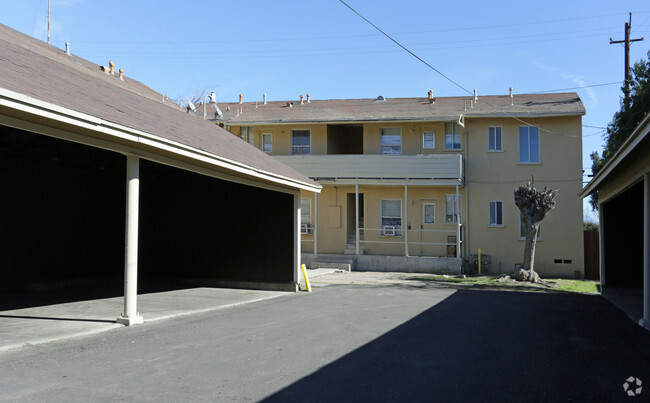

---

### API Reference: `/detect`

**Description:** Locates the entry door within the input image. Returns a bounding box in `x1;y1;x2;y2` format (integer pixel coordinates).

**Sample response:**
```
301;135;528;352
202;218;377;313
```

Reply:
420;200;437;256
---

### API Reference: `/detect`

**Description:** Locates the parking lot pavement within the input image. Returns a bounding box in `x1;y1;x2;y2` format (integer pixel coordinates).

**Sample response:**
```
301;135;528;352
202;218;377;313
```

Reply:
0;287;290;352
1;273;649;401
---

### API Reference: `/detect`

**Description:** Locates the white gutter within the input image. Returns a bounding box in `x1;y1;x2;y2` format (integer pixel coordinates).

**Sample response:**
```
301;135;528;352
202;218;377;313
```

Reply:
0;88;321;193
579;112;650;198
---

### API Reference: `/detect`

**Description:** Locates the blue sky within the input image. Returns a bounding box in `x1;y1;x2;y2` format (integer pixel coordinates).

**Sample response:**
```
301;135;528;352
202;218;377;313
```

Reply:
2;0;650;221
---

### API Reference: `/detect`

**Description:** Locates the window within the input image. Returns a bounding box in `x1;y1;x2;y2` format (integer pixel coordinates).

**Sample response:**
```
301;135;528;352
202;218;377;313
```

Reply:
380;128;401;155
445;122;461;150
292;130;311;155
445;195;461;223
423;203;435;224
488;127;502;151
519;126;539;163
240;126;254;145
489;201;503;226
380;199;402;236
301;198;311;234
262;133;272;153
422;131;435;149
519;213;541;239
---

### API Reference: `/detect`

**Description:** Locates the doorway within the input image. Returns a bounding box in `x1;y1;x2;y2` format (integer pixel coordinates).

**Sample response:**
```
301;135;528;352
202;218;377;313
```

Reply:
420;199;438;256
346;193;364;243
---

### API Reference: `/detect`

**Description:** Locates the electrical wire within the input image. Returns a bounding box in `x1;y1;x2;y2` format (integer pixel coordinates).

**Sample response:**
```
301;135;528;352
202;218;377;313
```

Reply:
338;0;610;140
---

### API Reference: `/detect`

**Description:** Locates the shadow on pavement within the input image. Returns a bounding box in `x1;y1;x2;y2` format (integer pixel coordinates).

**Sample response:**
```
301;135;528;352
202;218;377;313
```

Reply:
265;289;650;402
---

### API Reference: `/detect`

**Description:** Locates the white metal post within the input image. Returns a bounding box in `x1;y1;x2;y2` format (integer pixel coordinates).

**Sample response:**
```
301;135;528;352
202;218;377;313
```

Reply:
599;203;606;287
642;173;650;329
295;191;301;287
314;192;318;256
117;155;143;326
404;183;409;257
355;183;360;256
456;184;461;259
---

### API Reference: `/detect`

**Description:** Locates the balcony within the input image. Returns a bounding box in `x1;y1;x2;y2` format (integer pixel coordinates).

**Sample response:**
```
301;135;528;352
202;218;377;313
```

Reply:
274;154;464;186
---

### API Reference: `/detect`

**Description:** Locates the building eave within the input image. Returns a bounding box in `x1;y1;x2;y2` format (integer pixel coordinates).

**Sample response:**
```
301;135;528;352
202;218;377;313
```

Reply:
579;112;650;199
0;87;322;194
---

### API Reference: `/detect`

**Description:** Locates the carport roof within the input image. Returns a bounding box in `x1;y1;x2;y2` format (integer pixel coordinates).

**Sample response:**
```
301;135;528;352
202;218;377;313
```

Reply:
0;23;320;193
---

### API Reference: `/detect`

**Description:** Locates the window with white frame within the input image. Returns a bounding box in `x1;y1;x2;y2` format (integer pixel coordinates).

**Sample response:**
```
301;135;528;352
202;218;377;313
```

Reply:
380;128;401;155
423;203;435;224
519;212;541;239
445;122;461;150
300;198;311;234
240;126;255;145
445;194;461;223
422;131;435;149
489;201;503;226
380;199;402;236
519;126;540;163
262;132;272;153
292;130;311;155
488;127;502;151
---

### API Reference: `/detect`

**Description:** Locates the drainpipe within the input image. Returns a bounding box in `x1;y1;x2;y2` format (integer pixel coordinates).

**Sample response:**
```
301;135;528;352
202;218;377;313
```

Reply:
456;183;461;260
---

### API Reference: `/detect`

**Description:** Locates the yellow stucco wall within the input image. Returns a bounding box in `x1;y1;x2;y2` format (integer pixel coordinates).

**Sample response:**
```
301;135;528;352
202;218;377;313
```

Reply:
229;115;584;278
464;116;584;277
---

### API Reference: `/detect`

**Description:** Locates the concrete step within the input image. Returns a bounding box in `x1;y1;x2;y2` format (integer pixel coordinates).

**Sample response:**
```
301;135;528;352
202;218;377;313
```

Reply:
344;244;365;255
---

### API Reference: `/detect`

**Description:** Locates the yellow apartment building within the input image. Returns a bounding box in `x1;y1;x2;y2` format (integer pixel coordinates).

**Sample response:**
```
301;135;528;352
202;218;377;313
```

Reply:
214;92;585;277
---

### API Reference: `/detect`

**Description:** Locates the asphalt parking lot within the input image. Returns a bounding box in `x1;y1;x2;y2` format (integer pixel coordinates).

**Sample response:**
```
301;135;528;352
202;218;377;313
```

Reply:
0;271;649;401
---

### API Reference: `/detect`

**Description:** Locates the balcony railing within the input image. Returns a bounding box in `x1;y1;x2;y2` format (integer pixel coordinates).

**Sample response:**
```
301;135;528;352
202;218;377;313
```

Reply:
274;154;464;185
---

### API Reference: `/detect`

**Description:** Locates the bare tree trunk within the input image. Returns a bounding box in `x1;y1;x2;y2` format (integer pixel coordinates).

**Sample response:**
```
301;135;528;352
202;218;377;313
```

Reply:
513;182;557;283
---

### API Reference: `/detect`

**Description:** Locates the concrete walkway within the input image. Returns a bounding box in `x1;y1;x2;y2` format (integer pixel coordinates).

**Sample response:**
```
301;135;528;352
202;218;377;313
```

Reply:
0;287;290;352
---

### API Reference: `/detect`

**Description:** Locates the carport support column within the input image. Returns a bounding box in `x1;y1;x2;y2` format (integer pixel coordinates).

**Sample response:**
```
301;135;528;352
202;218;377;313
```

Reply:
117;155;144;326
642;173;650;330
314;192;318;256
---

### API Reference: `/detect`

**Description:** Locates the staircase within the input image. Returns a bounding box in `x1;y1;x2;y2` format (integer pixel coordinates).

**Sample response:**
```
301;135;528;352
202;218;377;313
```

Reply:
344;217;365;255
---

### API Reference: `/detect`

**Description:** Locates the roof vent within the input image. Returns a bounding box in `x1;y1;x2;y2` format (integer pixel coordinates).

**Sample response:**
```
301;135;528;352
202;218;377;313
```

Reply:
307;93;311;103
65;42;71;56
428;89;435;104
376;95;385;102
263;93;267;105
509;87;514;106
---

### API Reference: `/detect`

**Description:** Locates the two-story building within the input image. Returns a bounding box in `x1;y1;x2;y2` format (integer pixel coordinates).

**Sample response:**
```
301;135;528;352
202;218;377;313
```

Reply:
214;91;585;277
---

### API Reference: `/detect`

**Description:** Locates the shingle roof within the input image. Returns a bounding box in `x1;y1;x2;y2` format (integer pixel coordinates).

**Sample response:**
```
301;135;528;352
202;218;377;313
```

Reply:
0;23;318;190
218;93;585;125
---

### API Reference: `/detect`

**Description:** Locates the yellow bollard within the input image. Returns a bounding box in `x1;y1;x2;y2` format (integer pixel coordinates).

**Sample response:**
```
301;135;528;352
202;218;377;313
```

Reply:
478;248;482;274
301;264;312;292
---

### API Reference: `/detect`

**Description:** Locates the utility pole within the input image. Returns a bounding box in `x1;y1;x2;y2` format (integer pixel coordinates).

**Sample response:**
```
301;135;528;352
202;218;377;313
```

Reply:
610;12;644;103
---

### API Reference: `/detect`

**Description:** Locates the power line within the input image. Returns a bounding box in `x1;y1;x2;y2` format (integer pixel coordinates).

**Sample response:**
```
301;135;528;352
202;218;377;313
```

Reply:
523;82;622;94
338;0;589;139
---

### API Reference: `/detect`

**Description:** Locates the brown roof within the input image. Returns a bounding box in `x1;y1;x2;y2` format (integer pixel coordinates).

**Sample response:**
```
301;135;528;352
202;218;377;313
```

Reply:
0;23;318;190
218;93;585;125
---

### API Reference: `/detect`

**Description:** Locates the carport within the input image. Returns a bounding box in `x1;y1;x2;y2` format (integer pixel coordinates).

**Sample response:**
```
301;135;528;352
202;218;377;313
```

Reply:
0;24;320;325
579;112;650;329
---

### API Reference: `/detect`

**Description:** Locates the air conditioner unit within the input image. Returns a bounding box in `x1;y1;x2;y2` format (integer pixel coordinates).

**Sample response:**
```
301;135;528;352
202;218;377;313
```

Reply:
383;225;395;236
300;224;311;234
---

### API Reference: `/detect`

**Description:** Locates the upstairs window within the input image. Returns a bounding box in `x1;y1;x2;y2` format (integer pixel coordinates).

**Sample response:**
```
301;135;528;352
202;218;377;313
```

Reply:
422;131;435;149
292;130;311;155
519;126;539;163
488;127;502;151
445;122;461;150
380;128;401;155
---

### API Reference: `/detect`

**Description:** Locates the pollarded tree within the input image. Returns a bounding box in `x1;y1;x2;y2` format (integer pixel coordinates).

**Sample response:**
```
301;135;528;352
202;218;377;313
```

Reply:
512;182;558;283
